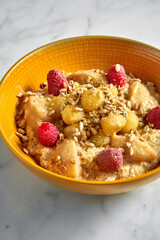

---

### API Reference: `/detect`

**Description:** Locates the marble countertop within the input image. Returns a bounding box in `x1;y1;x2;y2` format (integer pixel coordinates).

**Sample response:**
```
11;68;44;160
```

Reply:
1;0;160;239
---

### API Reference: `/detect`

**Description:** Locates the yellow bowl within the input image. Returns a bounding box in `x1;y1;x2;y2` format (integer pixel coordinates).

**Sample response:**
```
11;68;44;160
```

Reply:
0;36;160;195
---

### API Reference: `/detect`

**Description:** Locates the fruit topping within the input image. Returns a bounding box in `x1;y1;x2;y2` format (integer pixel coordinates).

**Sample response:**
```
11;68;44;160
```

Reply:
38;122;59;147
47;69;69;96
107;64;126;87
97;148;123;172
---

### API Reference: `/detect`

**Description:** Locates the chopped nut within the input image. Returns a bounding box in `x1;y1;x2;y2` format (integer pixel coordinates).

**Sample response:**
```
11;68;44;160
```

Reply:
126;142;131;148
67;98;74;105
16;132;28;142
59;133;64;141
98;91;103;99
18;128;25;134
128;134;136;142
89;89;95;95
129;73;135;78
86;130;91;137
139;136;145;142
18;110;23;115
60;103;65;111
40;82;47;89
60;88;67;92
109;83;113;89
90;127;98;135
55;155;61;162
48;110;55;116
70;158;75;164
99;109;108;115
85;84;94;89
136;78;141;83
93;118;100;123
139;121;145;127
126;101;131;108
69;86;72;91
69;80;74;86
134;103;139;110
85;141;95;147
143;125;150;133
26;91;36;96
75;107;83;111
59;120;64;127
73;131;81;137
118;85;121;91
22;136;29;142
18;119;26;128
79;141;85;147
73;136;78;143
16;92;24;98
81;132;87;141
79;121;84;131
77;89;85;95
119;147;125;153
73;82;79;89
74;97;81;105
130;147;134;156
148;123;154;128
60;92;66;97
24;97;29;103
77;151;82;156
23;148;29;154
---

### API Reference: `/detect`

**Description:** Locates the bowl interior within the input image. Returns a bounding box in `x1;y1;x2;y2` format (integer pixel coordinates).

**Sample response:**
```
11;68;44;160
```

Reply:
1;36;160;175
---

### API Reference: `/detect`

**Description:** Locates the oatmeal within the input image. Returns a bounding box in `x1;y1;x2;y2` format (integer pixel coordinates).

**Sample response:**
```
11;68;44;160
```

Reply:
15;64;160;181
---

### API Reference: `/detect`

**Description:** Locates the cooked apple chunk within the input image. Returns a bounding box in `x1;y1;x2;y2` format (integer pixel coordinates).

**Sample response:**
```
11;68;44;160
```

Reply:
64;123;80;138
62;105;85;124
124;139;157;163
128;80;158;110
55;139;81;178
111;133;127;148
24;95;50;131
81;88;105;112
101;114;127;135
67;70;107;86
48;96;66;119
121;111;139;133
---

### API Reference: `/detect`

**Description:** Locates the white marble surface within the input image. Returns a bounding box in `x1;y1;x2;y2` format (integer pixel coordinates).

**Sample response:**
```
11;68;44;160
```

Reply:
1;0;160;239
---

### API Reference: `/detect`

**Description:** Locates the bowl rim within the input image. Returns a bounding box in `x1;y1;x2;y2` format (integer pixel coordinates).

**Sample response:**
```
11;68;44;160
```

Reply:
0;35;160;185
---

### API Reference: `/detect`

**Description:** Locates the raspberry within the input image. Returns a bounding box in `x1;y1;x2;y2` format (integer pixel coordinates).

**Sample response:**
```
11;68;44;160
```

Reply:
38;122;59;147
107;64;126;87
97;148;123;172
47;69;69;96
146;105;160;129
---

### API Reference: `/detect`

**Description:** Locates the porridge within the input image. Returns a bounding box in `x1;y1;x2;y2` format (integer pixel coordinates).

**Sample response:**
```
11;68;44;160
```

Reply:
15;64;160;181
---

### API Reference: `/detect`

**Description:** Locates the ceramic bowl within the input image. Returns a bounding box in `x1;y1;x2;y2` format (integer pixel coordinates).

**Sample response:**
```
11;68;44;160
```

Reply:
0;36;160;195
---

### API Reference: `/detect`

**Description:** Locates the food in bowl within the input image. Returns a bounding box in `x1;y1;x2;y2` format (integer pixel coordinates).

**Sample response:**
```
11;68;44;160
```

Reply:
15;64;160;181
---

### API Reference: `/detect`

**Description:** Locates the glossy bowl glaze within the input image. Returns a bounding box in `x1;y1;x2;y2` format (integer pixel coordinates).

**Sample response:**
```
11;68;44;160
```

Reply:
0;36;160;194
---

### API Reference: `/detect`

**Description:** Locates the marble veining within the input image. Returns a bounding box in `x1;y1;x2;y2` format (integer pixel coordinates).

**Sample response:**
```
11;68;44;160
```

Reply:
1;0;160;239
